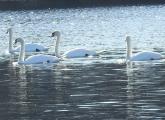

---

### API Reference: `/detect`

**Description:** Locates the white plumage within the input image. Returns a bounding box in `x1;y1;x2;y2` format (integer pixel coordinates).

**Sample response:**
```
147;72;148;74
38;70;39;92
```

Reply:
7;28;48;53
63;48;96;58
130;51;162;61
19;54;59;64
126;36;162;61
14;43;48;52
15;38;59;65
51;31;96;58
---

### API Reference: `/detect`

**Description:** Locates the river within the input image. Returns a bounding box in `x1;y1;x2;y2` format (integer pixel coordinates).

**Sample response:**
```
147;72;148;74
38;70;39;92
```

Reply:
0;5;165;120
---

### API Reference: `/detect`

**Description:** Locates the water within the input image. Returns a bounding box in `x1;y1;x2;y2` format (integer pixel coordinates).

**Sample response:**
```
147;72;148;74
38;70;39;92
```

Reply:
0;5;165;120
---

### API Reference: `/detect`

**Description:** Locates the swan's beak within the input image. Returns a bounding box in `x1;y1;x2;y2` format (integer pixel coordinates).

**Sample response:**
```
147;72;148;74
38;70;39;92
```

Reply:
14;40;18;45
6;30;9;34
126;36;130;42
47;34;53;37
50;34;55;37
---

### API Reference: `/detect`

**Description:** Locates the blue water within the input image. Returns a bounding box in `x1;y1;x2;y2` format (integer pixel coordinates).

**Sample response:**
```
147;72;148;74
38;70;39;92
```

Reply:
0;5;165;120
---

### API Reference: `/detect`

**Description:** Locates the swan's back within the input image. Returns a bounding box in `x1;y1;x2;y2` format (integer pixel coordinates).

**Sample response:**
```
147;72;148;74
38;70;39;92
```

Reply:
63;48;96;58
130;51;162;61
21;54;59;64
14;43;48;52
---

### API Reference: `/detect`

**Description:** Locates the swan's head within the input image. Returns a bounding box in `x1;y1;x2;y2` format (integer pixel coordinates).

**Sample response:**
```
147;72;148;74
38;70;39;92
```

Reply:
7;28;12;34
126;36;131;43
51;31;61;37
14;38;24;44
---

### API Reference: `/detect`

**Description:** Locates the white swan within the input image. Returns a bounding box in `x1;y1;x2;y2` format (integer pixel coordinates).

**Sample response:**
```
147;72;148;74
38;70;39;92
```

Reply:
14;38;59;64
51;31;97;58
126;36;162;61
7;28;48;54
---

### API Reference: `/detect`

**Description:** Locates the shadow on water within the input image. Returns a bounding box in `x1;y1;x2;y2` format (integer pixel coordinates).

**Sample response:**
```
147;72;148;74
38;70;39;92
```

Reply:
126;61;165;120
0;57;128;120
0;54;165;119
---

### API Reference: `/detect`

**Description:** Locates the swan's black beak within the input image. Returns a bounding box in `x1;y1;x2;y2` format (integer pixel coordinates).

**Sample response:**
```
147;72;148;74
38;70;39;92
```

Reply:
51;32;56;37
6;30;9;34
13;42;16;47
47;33;54;37
50;34;54;37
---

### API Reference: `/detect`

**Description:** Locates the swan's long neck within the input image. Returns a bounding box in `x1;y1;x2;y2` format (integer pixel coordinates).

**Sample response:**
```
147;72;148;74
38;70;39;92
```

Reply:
55;34;60;58
9;29;13;53
126;36;132;61
18;40;25;63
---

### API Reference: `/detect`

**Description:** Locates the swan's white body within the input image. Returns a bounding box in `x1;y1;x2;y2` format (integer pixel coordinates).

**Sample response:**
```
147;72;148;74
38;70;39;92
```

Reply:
15;38;59;64
130;51;162;61
52;31;97;58
7;28;48;53
19;54;59;64
63;48;96;58
14;43;48;52
126;36;162;61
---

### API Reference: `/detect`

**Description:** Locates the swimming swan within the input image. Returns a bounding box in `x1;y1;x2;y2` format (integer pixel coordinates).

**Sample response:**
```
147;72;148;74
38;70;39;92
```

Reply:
51;31;96;58
14;38;59;64
7;28;48;54
126;36;162;61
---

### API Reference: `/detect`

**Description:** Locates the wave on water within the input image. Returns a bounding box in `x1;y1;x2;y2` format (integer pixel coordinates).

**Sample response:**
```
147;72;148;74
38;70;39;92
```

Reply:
0;50;11;62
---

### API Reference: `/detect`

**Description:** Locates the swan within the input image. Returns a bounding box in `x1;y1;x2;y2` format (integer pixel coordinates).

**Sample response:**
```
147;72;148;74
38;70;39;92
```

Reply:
7;28;48;54
14;38;59;64
51;31;97;58
126;36;162;61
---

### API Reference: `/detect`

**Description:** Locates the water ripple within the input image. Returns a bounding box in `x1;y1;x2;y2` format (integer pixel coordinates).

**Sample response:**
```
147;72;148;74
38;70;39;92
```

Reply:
0;5;165;120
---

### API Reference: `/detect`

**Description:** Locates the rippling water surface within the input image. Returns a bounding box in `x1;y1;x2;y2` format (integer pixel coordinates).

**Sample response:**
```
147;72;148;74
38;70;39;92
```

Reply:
0;5;165;120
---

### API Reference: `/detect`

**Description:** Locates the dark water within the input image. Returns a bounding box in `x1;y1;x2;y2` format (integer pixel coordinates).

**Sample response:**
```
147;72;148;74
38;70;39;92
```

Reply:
1;5;165;120
1;56;165;120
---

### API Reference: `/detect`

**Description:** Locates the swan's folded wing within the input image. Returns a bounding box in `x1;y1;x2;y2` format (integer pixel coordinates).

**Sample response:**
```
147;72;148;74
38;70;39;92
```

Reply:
23;54;59;64
63;48;96;58
14;43;48;52
130;51;162;61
